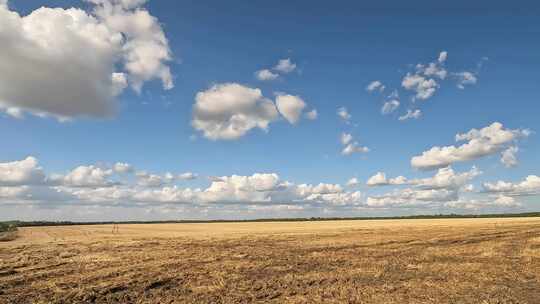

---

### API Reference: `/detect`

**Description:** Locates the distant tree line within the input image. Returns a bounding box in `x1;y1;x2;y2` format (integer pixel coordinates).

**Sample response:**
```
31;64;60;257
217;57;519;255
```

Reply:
0;221;18;232
2;212;540;228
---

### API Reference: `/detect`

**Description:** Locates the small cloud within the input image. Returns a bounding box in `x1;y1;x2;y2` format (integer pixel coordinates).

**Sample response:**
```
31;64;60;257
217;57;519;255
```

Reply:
255;69;279;81
273;58;296;74
305;109;318;120
398;109;422;121
337;107;351;122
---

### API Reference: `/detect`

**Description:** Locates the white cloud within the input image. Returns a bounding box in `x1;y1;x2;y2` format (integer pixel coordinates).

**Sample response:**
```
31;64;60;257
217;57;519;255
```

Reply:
366;188;458;208
421;62;448;80
366;81;385;93
0;156;369;208
178;172;198;180
273;58;296;74
305;109;318;120
136;171;169;187
342;143;369;156
411;122;530;170
340;133;369;156
113;162;133;173
454;71;477;89
381;100;400;115
337;107;351;122
0;156;48;186
366;172;407;187
255;69;278;81
501;146;519;168
398;109;422;121
62;165;117;188
402;73;439;100
483;175;540;196
410;166;481;190
341;133;353;145
346;177;360;187
192;83;279;140
275;94;307;124
0;0;172;119
438;51;448;63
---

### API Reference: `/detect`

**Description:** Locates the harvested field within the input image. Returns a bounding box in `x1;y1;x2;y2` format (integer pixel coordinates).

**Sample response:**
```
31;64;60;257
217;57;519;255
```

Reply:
1;218;540;303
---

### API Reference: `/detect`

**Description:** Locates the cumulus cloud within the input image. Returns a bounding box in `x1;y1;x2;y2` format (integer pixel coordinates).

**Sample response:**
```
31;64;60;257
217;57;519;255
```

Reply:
342;143;369;155
340;133;369;156
255;69;278;81
62;165;117;188
273;58;296;74
0;156;48;186
483;175;540;196
366;188;458;208
113;162;133;173
411;122;530;170
341;133;353;145
192;83;279;140
346;177;360;187
398;109;422;121
381;100;400;115
305;109;318;120
366;81;385;93
501;146;519;168
401;74;439;101
454;71;478;89
178;172;198;180
410;166;481;190
0;157;367;208
337;107;351;122
366;172;408;187
275;94;307;124
0;0;172;119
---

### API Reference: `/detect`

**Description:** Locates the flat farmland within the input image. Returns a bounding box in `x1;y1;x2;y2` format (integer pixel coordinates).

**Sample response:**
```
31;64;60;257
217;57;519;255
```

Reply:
1;218;540;303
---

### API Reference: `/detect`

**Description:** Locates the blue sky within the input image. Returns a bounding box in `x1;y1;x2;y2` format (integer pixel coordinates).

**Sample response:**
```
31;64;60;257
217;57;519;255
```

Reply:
0;0;539;221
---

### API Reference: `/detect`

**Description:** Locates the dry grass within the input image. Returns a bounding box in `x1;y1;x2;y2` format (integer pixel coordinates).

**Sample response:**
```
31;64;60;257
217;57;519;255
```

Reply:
0;231;17;242
1;218;540;303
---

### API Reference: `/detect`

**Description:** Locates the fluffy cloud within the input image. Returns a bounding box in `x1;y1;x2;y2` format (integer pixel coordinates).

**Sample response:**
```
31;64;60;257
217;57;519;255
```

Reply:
401;74;439;101
340;133;369;156
305;109;318;120
454;71;478;89
337;107;351;122
366;188;458;208
346;177;360;187
411;122;530;170
0;0;172;119
483;175;540;196
0;156;48;186
113;162;133;173
342;144;369;155
366;81;385;93
192;83;279;140
381;100;400;115
398;109;422;121
273;58;296;74
501;146;519;168
178;172;198;180
341;133;353;145
275;94;307;124
366;172;407;187
62;165;117;188
410;166;481;190
0;157;368;208
255;69;278;81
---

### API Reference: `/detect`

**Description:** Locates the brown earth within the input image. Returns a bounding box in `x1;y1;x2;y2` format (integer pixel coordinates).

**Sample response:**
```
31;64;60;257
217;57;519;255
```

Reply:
1;218;540;303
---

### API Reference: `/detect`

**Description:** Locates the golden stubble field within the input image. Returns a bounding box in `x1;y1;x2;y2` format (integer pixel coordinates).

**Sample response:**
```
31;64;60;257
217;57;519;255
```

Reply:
1;218;540;303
